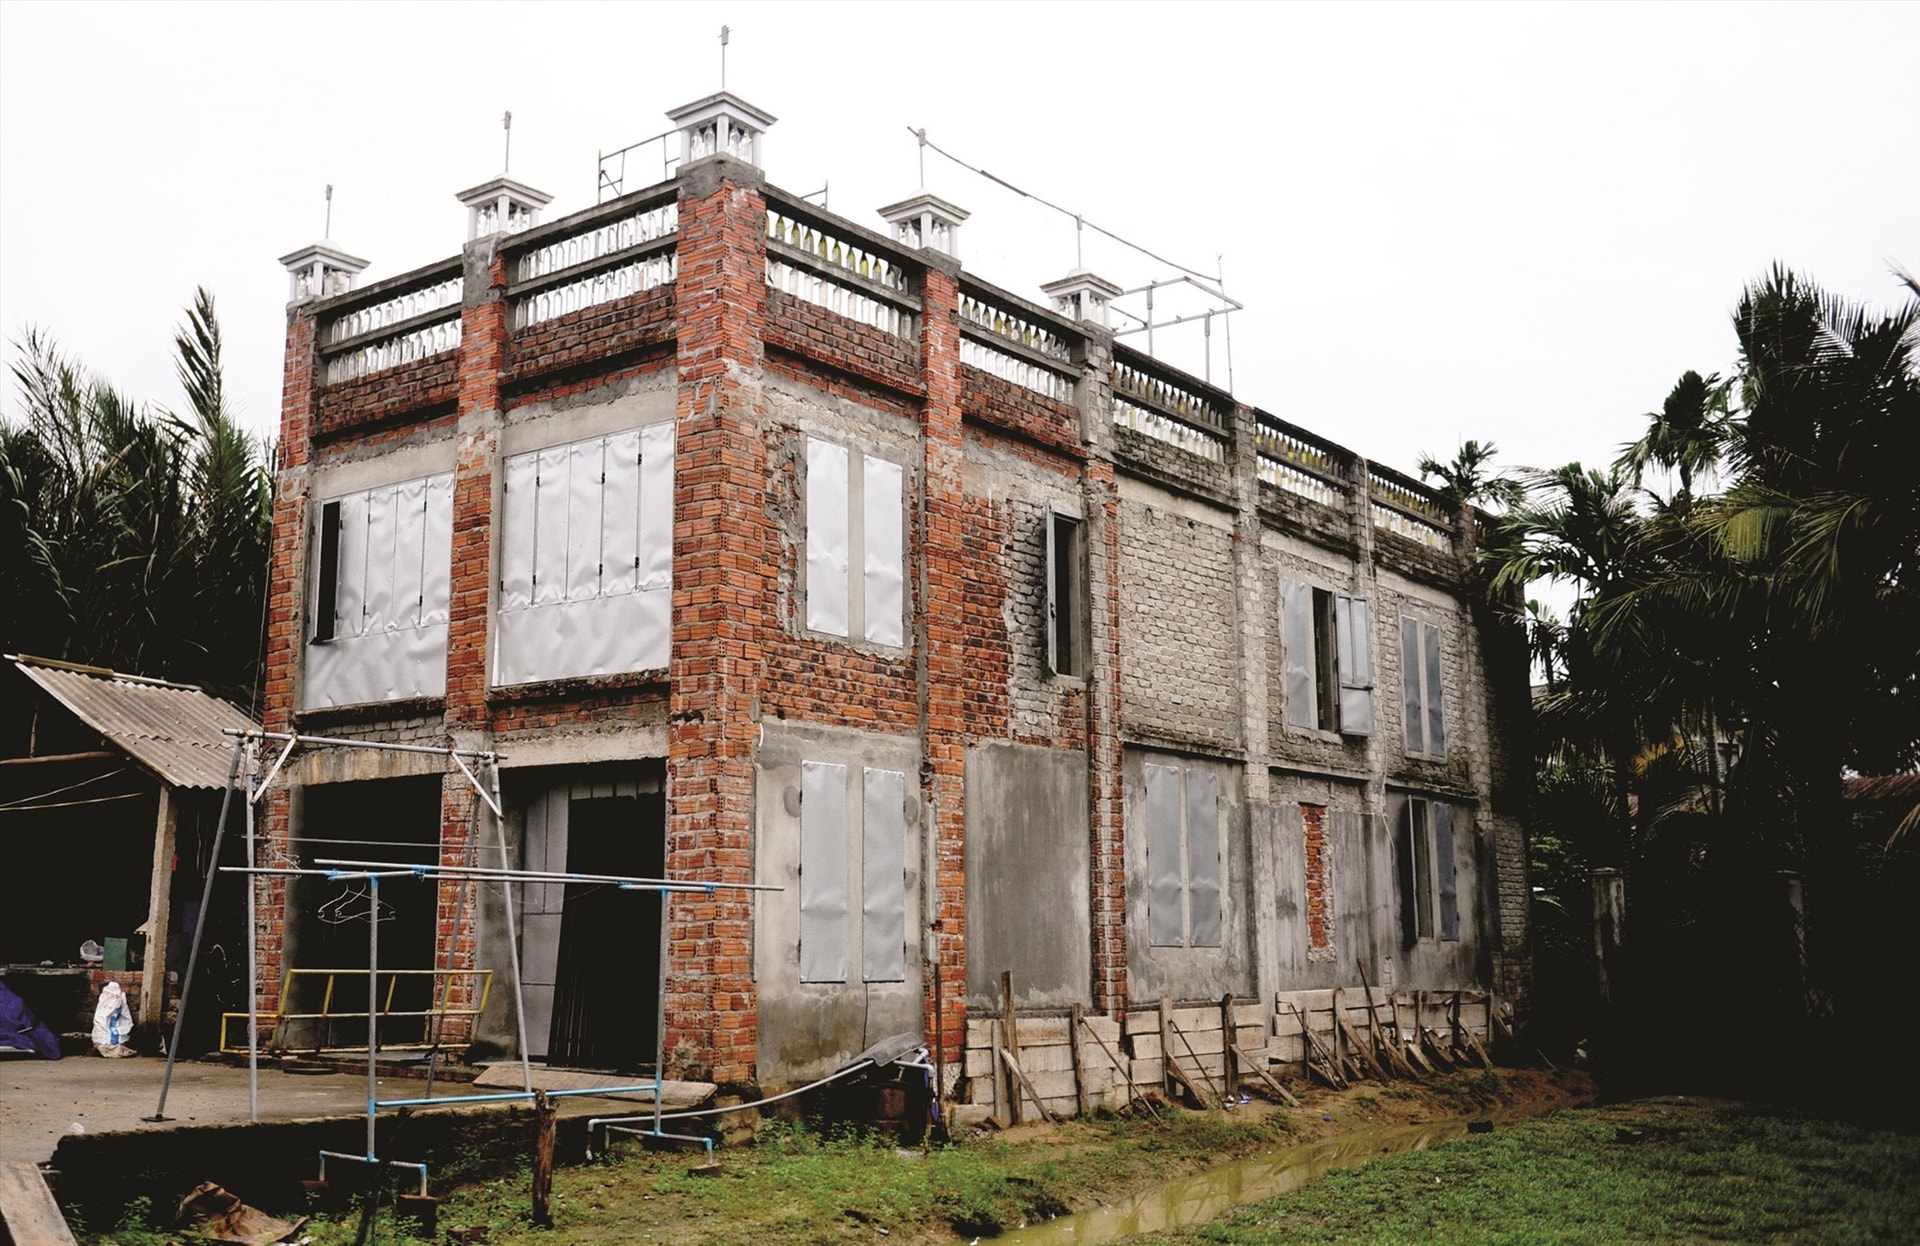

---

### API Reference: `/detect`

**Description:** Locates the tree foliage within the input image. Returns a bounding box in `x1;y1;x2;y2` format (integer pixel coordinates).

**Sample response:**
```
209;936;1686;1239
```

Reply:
1485;266;1920;867
0;288;272;705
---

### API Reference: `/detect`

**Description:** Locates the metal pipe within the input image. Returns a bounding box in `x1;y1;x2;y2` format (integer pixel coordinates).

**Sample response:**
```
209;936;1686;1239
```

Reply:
654;858;670;1135
318;1151;428;1198
243;741;259;1123
253;734;300;803
367;873;380;1159
597;1125;714;1163
219;727;498;761
149;738;243;1121
315;857;780;892
377;1083;661;1109
588;1057;879;1134
485;758;534;1095
445;747;501;820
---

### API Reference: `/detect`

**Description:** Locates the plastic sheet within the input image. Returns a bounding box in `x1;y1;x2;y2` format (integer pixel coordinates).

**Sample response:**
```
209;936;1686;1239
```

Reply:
861;767;906;981
799;761;849;982
302;472;453;709
805;439;850;637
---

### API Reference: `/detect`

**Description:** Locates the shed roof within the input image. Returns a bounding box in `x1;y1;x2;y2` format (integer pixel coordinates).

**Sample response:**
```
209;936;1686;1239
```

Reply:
9;656;258;791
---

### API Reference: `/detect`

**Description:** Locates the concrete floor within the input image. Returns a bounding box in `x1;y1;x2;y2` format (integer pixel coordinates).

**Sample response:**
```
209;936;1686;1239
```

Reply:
0;1052;633;1168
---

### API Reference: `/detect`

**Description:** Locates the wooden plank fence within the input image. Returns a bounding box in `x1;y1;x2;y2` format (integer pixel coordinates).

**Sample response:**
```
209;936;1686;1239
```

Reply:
957;987;1502;1120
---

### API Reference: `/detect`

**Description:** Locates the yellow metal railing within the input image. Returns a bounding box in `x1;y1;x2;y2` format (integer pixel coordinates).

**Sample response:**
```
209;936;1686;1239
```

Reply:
221;967;493;1054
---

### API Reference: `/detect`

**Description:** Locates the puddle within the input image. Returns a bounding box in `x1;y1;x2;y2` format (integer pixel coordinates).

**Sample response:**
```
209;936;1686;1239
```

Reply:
995;1117;1479;1244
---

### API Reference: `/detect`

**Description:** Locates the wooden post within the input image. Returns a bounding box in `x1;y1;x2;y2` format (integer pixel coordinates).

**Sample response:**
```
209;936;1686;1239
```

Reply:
531;1090;557;1227
1158;996;1174;1099
1219;993;1238;1100
1000;970;1022;1126
139;786;177;1027
1070;1002;1091;1117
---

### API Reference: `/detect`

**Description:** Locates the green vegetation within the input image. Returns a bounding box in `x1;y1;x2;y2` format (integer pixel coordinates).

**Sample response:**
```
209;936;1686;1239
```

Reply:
1141;1098;1920;1244
1;289;271;702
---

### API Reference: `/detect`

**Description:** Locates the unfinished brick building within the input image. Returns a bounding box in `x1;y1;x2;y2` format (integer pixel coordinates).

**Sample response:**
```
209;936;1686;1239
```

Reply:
260;93;1533;1101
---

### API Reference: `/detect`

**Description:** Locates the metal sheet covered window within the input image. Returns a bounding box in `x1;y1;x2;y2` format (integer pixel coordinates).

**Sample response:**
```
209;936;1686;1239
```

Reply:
798;760;909;984
799;761;850;983
805;436;904;647
861;767;907;981
494;424;674;686
303;472;454;709
1144;761;1222;948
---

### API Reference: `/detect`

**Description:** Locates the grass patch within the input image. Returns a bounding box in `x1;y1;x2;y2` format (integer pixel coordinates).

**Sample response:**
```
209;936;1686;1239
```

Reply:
1141;1098;1920;1244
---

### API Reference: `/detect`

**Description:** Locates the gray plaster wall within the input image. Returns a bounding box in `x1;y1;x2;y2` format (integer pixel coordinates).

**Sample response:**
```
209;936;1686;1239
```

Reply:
962;742;1091;1011
753;721;923;1085
1123;749;1254;1003
1116;486;1241;751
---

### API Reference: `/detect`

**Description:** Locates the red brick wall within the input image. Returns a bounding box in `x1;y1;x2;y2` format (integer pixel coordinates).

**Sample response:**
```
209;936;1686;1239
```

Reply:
1302;803;1330;952
665;172;774;1087
313;354;457;438
917;266;970;1061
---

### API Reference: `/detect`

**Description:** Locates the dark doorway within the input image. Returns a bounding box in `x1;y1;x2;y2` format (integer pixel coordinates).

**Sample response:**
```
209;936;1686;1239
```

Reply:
546;793;665;1071
288;777;440;1050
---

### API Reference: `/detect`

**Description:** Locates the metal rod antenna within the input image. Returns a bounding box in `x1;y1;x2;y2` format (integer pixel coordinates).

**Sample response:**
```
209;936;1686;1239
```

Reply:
243;740;260;1123
149;739;242;1121
1076;215;1084;269
324;185;332;240
503;110;512;173
719;24;730;89
916;128;927;189
1219;254;1236;394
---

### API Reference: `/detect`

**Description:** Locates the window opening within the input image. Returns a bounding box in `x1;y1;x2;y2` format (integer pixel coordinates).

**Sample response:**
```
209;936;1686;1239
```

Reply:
1401;617;1446;757
1282;579;1373;735
805;437;904;647
1397;797;1459;944
1046;507;1089;677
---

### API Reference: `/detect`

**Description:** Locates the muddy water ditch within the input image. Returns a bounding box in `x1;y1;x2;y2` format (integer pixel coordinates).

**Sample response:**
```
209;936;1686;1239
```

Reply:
997;1114;1499;1244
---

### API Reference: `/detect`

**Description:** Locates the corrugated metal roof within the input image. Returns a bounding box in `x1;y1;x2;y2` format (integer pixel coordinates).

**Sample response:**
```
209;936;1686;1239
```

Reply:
11;657;258;791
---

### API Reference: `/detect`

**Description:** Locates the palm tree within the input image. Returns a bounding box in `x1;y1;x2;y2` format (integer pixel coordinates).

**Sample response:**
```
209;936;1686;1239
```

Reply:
1;289;272;703
1418;438;1523;511
1618;370;1734;504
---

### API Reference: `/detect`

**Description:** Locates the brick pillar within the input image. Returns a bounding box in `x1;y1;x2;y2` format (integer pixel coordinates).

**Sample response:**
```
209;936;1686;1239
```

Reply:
437;239;510;1034
255;306;320;1017
666;158;771;1087
916;262;969;1064
1077;335;1128;1018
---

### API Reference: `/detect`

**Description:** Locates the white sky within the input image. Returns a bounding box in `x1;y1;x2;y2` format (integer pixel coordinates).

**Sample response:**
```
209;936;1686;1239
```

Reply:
2;1;1915;486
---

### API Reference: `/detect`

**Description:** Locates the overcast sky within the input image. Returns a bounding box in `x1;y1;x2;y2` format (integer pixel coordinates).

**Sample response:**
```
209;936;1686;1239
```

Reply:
2;1;1914;486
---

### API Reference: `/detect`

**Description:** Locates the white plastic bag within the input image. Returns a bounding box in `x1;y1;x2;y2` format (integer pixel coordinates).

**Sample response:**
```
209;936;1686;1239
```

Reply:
92;981;135;1057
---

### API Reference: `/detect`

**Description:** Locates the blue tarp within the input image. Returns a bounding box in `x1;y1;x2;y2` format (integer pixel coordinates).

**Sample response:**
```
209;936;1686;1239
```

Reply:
0;978;62;1059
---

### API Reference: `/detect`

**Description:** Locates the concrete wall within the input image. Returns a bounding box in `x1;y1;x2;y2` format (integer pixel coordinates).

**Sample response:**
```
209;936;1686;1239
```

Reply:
754;721;923;1084
962;741;1090;1012
1122;749;1255;1003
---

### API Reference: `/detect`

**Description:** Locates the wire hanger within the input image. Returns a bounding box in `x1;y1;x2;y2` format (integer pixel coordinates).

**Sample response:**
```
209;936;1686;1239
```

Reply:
317;882;395;926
